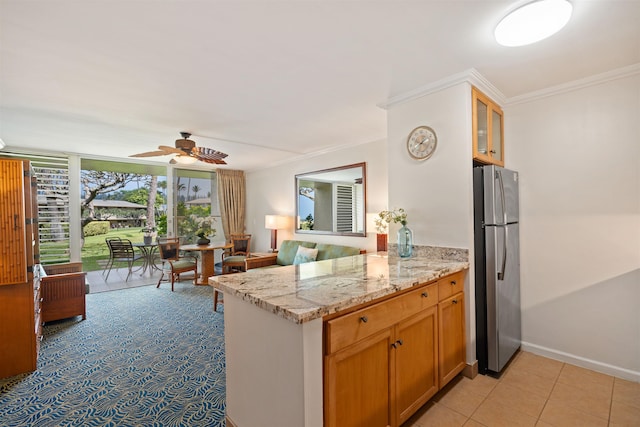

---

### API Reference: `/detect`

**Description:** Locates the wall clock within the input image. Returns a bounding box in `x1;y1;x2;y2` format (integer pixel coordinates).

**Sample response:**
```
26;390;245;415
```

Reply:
406;126;437;160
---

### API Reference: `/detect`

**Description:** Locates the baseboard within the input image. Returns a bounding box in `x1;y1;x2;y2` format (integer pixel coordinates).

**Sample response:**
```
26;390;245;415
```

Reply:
521;341;640;382
463;360;478;379
225;415;237;427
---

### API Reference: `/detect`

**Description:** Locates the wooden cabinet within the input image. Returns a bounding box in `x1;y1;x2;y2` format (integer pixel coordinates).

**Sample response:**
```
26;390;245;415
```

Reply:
324;271;466;427
436;270;466;385
472;86;504;166
0;158;41;379
325;328;394;427
394;306;438;425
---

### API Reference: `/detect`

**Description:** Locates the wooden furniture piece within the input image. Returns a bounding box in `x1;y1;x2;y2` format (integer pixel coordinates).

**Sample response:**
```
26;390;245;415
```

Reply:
181;242;232;311
0;158;41;379
157;238;198;291
41;262;87;323
213;250;468;427
180;242;231;284
472;86;504;166
103;238;142;281
222;234;252;274
324;269;467;427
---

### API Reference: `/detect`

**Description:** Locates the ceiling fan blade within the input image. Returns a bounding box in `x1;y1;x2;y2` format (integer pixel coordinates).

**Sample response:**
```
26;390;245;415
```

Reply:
192;146;228;164
129;149;172;158
158;145;186;155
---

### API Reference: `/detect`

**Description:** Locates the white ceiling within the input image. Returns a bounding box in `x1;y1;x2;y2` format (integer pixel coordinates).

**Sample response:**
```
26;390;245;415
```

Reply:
1;0;639;171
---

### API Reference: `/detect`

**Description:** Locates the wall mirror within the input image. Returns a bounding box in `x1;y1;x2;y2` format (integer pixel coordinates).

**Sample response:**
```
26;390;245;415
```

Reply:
295;162;366;237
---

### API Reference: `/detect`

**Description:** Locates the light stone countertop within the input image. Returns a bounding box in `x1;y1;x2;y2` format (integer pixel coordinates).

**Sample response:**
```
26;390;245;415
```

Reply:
210;252;469;324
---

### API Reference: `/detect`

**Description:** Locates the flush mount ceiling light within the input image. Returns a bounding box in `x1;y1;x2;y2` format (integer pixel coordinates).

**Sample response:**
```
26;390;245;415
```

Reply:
495;0;573;47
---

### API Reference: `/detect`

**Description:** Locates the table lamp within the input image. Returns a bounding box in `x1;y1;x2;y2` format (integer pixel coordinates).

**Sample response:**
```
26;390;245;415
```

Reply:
265;215;289;252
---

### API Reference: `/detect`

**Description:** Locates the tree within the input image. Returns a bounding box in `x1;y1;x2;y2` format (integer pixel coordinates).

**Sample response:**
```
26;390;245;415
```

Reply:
81;171;136;230
192;185;201;199
146;176;158;230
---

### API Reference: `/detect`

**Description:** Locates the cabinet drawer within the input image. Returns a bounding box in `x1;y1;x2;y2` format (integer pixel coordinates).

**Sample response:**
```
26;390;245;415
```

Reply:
438;271;465;302
326;283;438;354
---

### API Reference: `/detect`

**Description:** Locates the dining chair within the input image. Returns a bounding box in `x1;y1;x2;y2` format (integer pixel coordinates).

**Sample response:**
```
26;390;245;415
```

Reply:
156;237;198;291
103;238;142;281
222;234;251;274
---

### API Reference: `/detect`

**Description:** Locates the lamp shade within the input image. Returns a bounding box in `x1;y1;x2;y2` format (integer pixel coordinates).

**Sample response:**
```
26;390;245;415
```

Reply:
265;215;289;230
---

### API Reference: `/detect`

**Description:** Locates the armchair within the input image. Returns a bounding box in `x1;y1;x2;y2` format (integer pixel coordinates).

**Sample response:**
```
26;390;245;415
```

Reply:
157;238;198;291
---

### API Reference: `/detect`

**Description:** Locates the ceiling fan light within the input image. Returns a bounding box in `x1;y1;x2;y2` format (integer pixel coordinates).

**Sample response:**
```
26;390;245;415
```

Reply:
174;155;197;165
495;0;573;47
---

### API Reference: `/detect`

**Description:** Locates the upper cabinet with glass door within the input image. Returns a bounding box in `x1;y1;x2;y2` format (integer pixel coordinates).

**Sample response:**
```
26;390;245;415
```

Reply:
472;87;504;167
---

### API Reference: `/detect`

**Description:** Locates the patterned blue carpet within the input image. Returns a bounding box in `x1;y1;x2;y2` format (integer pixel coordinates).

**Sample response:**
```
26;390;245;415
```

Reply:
0;282;226;426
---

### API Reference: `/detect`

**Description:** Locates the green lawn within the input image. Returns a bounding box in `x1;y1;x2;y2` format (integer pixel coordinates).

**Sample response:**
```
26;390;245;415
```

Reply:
82;229;148;271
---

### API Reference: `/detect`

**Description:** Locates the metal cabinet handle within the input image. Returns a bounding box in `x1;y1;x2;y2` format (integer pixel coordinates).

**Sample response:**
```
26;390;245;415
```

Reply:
452;299;458;304
450;280;457;286
391;340;404;349
397;339;403;346
421;291;428;298
359;316;368;323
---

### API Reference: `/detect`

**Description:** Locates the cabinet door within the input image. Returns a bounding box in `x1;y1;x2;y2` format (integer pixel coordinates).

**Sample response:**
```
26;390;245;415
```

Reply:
438;292;466;386
472;87;504;167
394;306;439;426
0;160;27;285
325;328;393;427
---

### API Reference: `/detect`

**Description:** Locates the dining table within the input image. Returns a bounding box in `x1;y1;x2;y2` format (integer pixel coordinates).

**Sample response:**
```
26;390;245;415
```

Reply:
180;242;233;285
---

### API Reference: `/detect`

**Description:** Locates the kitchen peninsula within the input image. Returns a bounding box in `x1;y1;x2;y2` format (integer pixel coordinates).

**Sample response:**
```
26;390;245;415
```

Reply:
211;249;469;427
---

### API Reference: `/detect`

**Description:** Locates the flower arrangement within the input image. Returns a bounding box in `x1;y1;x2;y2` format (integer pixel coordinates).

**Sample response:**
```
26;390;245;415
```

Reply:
375;208;408;233
196;229;216;239
193;215;217;239
141;225;157;236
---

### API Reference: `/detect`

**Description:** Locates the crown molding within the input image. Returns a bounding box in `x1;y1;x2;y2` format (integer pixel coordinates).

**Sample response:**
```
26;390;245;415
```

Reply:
378;68;507;110
505;63;640;106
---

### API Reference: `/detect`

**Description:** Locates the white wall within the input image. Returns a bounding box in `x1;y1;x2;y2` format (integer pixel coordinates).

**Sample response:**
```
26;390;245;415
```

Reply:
506;73;640;380
245;138;388;253
386;82;476;364
386;83;473;249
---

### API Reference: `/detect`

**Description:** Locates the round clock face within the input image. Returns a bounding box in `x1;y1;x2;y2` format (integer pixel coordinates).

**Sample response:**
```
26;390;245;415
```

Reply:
407;126;437;160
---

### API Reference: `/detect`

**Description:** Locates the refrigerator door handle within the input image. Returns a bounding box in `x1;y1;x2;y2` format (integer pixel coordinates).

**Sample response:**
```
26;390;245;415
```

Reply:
497;169;507;225
498;225;507;281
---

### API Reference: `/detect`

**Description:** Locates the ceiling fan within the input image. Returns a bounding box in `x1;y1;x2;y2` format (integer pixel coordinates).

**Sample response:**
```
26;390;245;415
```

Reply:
129;132;228;165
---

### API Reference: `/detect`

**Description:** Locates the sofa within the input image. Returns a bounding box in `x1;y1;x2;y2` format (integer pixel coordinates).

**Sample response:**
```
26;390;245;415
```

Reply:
40;262;87;323
245;239;364;270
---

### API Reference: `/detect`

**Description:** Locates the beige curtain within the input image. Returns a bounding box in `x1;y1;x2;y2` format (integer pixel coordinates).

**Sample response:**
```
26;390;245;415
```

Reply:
216;169;246;241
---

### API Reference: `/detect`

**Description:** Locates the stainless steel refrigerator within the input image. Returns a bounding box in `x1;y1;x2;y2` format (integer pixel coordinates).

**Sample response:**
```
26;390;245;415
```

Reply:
473;165;521;375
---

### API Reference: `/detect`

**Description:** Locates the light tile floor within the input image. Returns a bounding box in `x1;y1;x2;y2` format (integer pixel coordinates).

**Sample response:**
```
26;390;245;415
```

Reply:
403;351;640;427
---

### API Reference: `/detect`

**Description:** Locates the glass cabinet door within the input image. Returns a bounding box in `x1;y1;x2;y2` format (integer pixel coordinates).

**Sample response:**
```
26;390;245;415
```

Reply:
472;87;504;167
491;109;503;162
476;99;488;155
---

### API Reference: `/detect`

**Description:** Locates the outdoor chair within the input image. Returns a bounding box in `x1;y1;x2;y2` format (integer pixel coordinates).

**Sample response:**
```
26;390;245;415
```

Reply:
103;238;142;281
157;238;198;291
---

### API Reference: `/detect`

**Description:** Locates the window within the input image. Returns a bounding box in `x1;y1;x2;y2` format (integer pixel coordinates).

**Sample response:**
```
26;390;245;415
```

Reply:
174;169;222;243
2;152;71;264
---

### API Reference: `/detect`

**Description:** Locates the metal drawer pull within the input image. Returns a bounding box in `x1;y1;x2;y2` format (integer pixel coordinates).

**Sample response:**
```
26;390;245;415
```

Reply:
396;339;403;346
359;316;368;323
450;280;457;286
452;299;458;304
421;292;428;298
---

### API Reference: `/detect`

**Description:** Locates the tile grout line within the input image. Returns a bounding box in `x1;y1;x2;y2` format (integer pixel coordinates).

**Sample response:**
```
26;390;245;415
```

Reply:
538;361;566;426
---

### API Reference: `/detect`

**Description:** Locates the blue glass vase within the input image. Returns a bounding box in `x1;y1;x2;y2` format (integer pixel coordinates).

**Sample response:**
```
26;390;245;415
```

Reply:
397;224;413;258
